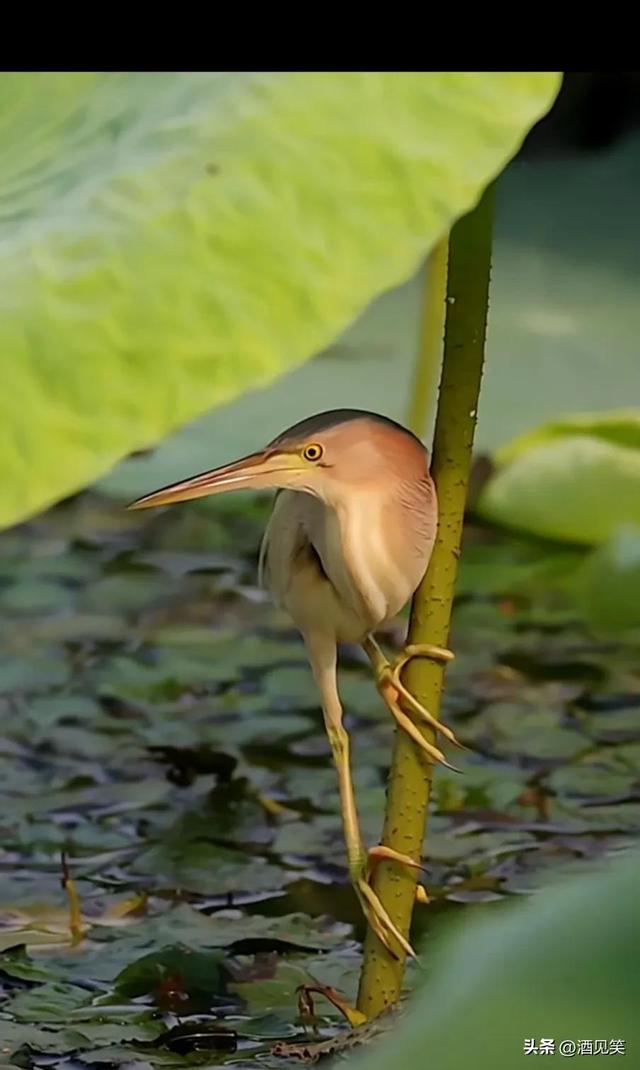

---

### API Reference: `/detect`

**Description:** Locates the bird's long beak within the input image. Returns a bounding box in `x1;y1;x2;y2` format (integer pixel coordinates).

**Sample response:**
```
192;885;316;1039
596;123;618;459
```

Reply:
128;449;300;511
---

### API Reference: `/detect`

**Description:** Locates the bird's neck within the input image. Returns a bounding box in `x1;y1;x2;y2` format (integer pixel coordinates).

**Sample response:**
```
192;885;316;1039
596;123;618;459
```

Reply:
331;476;436;628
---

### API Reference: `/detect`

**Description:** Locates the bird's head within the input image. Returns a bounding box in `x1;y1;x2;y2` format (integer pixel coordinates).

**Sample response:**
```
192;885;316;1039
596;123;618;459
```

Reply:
128;409;429;513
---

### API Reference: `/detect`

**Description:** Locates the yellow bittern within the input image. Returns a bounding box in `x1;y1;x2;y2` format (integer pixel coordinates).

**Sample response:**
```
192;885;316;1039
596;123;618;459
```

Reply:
130;409;460;957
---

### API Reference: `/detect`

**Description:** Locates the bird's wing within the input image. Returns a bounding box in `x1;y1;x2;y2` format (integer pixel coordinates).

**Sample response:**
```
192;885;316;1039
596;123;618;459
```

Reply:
260;490;373;641
259;490;311;609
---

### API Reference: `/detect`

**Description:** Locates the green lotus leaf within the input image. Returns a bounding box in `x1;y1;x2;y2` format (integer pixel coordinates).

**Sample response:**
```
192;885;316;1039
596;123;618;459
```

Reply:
1;71;560;528
478;410;640;544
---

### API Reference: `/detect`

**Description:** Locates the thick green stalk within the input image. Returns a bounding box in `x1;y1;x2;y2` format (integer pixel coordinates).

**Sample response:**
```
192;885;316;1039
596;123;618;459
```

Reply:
357;185;494;1017
406;238;449;438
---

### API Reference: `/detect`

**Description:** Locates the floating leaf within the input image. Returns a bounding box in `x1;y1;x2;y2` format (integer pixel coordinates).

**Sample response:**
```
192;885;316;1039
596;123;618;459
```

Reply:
114;944;230;1014
131;841;287;896
0;656;70;693
7;777;171;818
547;762;635;800
478;411;640;545
0;945;58;984
463;702;588;762
0;581;73;614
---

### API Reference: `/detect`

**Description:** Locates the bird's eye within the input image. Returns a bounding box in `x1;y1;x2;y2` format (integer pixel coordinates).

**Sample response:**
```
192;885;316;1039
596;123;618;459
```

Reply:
303;443;323;462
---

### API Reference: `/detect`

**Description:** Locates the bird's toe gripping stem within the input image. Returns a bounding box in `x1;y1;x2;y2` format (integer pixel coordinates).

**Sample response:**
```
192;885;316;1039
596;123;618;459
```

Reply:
326;720;427;960
373;642;463;770
350;845;428;960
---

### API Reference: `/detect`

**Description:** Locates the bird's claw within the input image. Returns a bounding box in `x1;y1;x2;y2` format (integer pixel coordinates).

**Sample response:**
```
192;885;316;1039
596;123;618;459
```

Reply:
375;643;463;769
351;845;428;959
366;843;425;876
356;876;417;960
367;845;430;904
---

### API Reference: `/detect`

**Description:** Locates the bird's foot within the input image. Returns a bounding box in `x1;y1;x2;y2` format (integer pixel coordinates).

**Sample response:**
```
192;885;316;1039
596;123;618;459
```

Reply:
367;845;429;905
375;644;463;770
350;846;427;960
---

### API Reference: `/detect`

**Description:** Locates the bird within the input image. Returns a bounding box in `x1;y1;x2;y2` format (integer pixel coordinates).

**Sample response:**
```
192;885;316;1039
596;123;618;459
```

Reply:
129;409;461;958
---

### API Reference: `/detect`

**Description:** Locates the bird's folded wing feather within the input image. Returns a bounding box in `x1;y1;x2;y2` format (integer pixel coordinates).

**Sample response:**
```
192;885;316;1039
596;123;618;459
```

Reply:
258;490;320;608
259;490;373;631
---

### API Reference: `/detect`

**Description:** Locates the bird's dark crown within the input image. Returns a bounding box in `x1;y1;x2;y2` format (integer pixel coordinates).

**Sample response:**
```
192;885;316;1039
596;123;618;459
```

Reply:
269;409;424;448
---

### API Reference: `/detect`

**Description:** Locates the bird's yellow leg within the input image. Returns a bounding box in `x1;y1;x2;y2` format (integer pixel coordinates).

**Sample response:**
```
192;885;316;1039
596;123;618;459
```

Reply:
325;720;417;960
305;633;419;959
362;635;462;767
